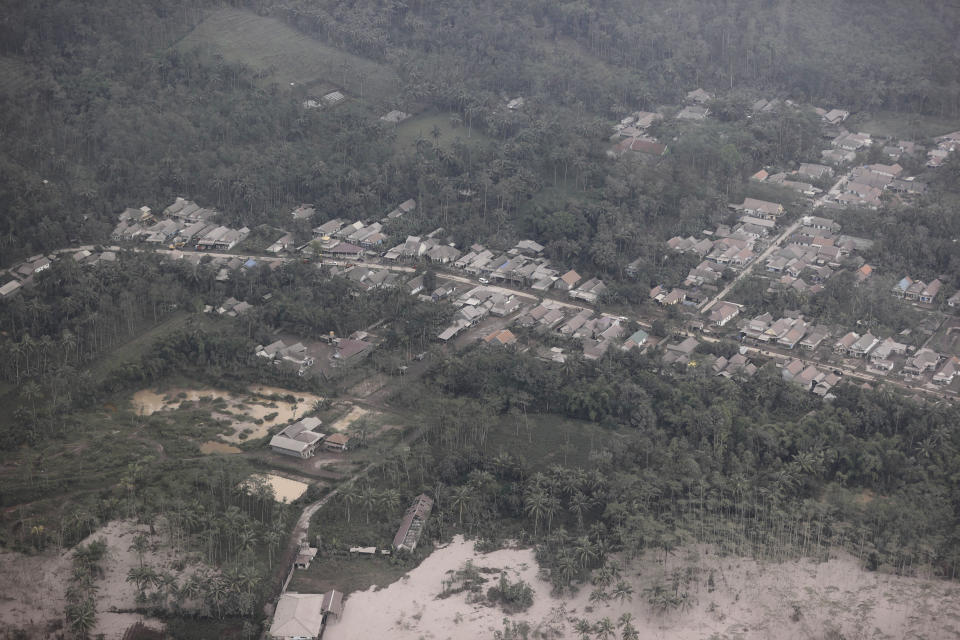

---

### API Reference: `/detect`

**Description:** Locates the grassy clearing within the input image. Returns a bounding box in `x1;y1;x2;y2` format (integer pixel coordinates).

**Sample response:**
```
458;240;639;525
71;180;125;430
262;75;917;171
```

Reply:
852;110;960;141
175;7;399;101
391;112;494;153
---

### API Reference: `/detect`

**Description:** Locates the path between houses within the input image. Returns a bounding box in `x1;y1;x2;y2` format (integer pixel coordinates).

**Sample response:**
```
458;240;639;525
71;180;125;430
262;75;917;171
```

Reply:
700;219;803;314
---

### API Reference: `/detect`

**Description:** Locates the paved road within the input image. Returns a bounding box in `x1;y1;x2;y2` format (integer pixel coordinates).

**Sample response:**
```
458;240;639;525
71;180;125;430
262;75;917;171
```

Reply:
700;219;803;313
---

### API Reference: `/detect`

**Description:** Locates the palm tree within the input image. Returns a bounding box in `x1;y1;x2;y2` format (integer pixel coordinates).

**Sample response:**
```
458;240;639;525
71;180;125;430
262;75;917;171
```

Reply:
523;488;548;536
450;485;473;526
589;588;610;605
594;617;615;640
574;536;598;570
574;618;593;639
339;484;359;523
612;581;634;603
129;533;149;568
360;486;379;524
66;597;97;638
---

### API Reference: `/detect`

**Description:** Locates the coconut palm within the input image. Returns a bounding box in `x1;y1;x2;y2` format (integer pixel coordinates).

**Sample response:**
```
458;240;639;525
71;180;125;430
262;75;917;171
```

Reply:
450;485;473;526
612;580;634;603
594;617;616;640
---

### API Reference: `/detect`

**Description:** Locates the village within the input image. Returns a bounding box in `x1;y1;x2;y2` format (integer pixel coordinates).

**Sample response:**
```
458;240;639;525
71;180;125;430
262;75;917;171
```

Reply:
2;85;960;639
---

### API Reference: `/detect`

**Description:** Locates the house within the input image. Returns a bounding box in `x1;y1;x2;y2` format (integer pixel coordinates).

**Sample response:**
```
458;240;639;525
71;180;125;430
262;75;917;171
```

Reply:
933;358;960;385
270;593;325;640
822;109;850;125
849;332;879;358
821;149;856;165
555;270;581;291
865;163;903;178
834;332;859;355
832;132;871;151
685;88;713;104
0;280;22;298
870;337;907;364
321;590;344;619
920;279;942;304
948;291;960;308
313;218;344;237
294;544;318;570
708;301;740;327
387;199;417;219
291;205;317;220
903;348;940;375
324;433;351;452
799;326;830;350
335;338;373;362
570;278;607;303
662;336;698;365
507;97;525;110
750;169;768;182
798;164;833;181
380;110;411;123
267;232;296;254
739;198;784;220
892;276;913;298
323;91;345;105
781;358;806;382
393;494;434;552
484;329;517;346
623;329;649;350
270;417;325;459
856;264;873;282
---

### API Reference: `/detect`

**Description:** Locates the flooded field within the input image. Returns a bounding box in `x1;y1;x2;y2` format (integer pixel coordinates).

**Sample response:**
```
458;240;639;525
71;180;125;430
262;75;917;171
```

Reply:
247;473;310;502
132;385;323;443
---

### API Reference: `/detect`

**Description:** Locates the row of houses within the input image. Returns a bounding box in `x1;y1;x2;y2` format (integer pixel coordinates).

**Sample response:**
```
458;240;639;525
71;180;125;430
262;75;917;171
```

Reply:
515;302;644;360
111;199;252;250
2;247;124;299
892;276;943;304
741;313;831;350
660;335;760;377
781;358;841;398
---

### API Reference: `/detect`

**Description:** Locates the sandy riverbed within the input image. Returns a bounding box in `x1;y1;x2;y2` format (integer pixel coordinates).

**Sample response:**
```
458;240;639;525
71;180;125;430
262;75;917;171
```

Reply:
326;536;960;640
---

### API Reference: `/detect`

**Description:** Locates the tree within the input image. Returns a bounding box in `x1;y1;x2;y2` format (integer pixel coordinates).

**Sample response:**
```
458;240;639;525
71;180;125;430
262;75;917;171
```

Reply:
129;532;149;568
339;484;359;523
66;597;97;638
594;617;616;640
612;581;633;603
450;485;473;526
524;487;548;536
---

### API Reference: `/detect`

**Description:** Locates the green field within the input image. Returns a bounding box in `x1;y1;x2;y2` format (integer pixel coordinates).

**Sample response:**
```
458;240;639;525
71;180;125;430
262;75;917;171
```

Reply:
175;8;400;101
391;112;494;154
852;110;960;141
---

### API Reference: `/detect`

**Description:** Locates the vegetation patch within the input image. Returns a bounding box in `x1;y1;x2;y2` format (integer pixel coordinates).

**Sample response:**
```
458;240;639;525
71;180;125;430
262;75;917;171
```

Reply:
175;7;399;100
